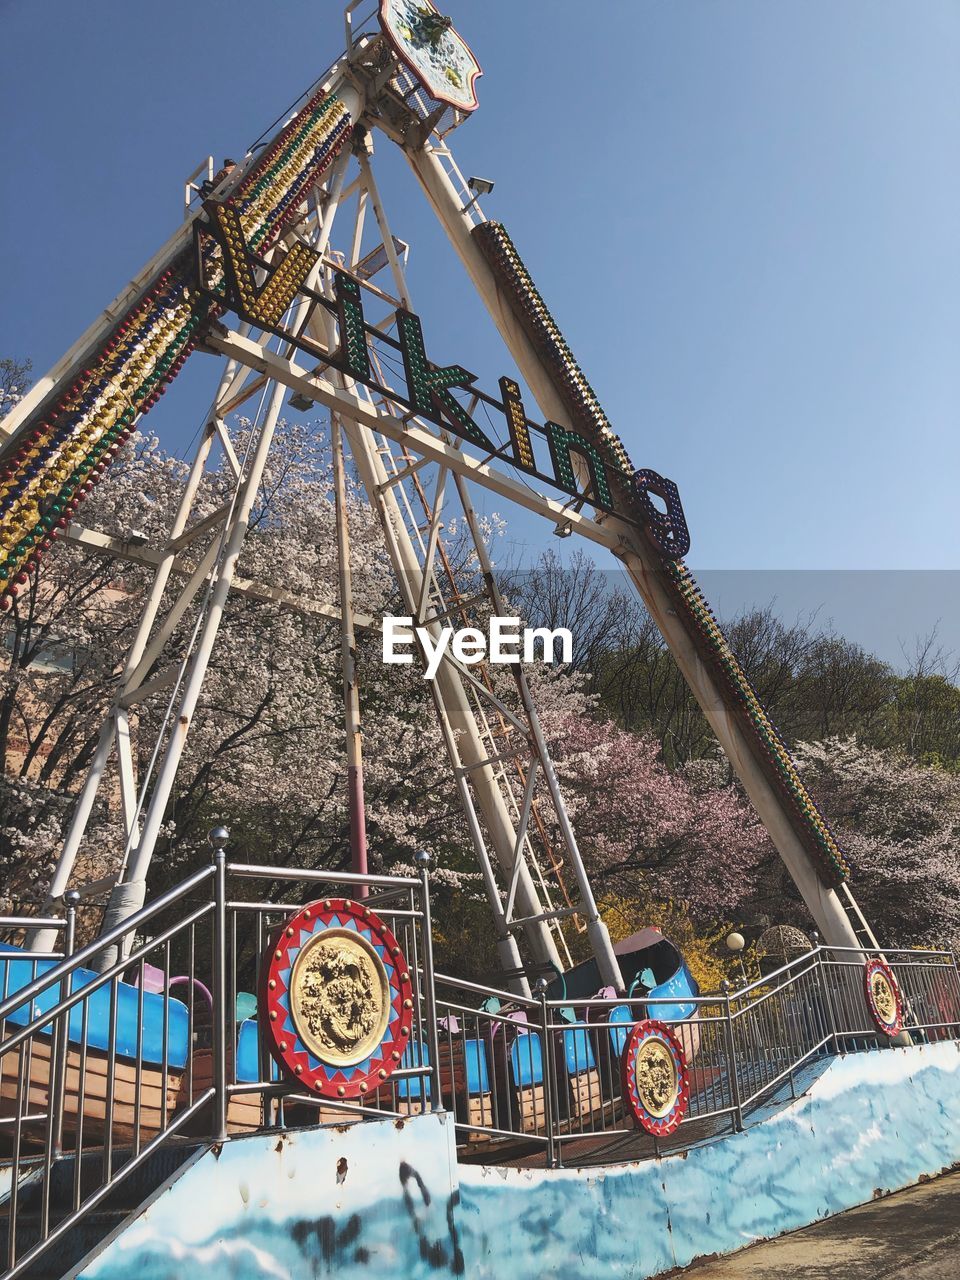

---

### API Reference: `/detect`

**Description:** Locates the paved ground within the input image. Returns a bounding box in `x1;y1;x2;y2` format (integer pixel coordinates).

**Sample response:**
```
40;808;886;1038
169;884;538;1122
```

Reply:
684;1169;960;1279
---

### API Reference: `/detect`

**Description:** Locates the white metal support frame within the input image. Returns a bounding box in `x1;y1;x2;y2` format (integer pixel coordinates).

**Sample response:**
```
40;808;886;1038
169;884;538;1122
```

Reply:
327;150;625;985
298;178;612;988
21;11;878;985
31;120;362;952
401;131;868;955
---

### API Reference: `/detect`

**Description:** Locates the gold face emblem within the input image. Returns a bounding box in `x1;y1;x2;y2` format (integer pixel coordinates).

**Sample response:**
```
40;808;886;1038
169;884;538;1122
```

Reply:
871;970;897;1023
290;930;391;1067
634;1037;679;1118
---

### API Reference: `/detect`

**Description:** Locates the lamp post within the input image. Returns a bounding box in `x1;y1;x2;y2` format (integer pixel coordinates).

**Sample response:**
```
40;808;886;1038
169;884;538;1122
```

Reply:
725;931;748;986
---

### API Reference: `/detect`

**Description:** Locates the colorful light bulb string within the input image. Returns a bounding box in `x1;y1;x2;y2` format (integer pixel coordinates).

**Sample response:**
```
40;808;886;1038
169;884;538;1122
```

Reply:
0;92;352;610
473;218;848;886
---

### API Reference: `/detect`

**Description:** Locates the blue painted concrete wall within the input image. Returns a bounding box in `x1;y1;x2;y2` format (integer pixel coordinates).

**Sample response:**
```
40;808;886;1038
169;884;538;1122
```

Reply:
79;1040;960;1278
81;1113;464;1279
459;1040;960;1277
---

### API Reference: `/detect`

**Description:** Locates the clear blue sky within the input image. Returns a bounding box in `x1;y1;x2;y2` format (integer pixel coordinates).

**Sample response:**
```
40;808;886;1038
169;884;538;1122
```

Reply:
1;2;957;661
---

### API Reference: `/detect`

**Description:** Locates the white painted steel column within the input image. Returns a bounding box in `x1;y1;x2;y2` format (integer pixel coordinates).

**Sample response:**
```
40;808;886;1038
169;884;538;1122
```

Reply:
403;141;863;954
307;288;560;977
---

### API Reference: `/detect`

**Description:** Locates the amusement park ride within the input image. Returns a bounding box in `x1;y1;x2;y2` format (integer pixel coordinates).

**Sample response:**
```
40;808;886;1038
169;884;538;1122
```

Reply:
3;2;957;1269
0;0;879;984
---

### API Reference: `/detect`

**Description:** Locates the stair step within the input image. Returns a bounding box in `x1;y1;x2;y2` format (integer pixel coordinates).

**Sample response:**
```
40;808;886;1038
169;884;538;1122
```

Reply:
0;1141;203;1278
9;1141;200;1218
2;1210;128;1280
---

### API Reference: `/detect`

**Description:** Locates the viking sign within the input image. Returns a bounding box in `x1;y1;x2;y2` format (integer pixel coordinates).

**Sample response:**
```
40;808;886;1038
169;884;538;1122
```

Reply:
260;898;414;1098
197;204;690;560
379;0;483;113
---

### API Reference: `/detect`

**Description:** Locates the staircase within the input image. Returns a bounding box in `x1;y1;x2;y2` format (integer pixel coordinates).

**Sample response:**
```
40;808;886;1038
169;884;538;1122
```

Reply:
0;1143;202;1279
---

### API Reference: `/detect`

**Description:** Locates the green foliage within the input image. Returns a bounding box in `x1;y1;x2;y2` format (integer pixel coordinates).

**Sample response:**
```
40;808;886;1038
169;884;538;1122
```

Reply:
600;894;759;994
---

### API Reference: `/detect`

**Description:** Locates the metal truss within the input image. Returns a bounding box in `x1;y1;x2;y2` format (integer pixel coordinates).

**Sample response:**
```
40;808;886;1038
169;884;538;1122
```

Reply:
30;84;622;991
27;11;876;976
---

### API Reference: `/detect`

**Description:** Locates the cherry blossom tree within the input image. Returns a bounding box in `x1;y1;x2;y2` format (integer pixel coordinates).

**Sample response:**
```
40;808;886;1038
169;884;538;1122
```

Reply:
0;419;466;911
789;738;960;949
524;666;771;915
4;374;955;966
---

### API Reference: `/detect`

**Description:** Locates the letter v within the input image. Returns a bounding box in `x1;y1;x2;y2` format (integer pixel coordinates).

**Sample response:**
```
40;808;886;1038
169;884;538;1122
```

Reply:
206;200;319;328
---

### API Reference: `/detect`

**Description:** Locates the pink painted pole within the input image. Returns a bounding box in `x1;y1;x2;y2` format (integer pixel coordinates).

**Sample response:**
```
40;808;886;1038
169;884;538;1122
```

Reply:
332;416;368;896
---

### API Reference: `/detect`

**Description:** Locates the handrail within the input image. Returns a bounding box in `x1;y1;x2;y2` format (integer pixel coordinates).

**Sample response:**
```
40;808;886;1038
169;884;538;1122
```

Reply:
0;901;214;1059
435;971;540;1008
0;864;215;1023
3;1091;214;1280
227;861;419;889
0;917;65;931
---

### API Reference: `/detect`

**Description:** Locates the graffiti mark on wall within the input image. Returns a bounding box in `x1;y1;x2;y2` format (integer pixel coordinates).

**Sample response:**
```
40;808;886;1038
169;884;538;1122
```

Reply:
81;1114;466;1279
400;1161;465;1275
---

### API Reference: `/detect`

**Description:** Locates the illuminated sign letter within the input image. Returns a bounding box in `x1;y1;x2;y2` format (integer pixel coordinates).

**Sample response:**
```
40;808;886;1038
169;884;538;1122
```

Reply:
499;377;536;472
333;271;371;381
207;201;318;329
633;468;690;559
544;421;612;508
396;310;494;451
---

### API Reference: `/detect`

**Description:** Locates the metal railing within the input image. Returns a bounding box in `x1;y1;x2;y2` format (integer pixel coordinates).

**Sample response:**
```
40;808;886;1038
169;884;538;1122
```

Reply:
0;864;217;1276
2;847;959;1276
433;943;960;1163
0;854;435;1278
433;977;736;1162
214;860;437;1133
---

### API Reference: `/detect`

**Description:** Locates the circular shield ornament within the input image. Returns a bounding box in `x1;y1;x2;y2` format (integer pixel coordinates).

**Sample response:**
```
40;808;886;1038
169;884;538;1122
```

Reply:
260;899;413;1098
379;0;482;112
863;958;904;1037
621;1019;690;1136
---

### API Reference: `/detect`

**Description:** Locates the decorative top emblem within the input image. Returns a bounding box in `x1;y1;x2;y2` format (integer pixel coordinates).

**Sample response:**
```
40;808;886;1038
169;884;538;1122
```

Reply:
260;898;414;1098
863;957;904;1037
379;0;482;112
621;1019;690;1137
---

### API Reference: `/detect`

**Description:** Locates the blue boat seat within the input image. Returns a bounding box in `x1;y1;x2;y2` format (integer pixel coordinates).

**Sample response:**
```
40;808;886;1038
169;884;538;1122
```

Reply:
510;1030;543;1087
561;1024;597;1076
396;1041;431;1099
462;1038;490;1094
0;945;188;1070
607;1005;633;1057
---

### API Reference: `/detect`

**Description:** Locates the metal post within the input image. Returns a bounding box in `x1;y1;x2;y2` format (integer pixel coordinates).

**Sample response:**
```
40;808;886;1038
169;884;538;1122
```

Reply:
816;943;841;1057
721;980;743;1133
52;891;79;1160
535;978;557;1168
210;827;229;1142
332;415;368;895
415;852;443;1112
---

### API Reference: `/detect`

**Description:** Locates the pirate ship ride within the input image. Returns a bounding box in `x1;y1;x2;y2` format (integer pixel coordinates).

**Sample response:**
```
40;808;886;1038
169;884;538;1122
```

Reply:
1;4;958;1277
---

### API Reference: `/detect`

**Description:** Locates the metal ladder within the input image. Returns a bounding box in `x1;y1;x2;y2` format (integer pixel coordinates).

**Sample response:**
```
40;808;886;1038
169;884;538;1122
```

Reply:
363;385;581;966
